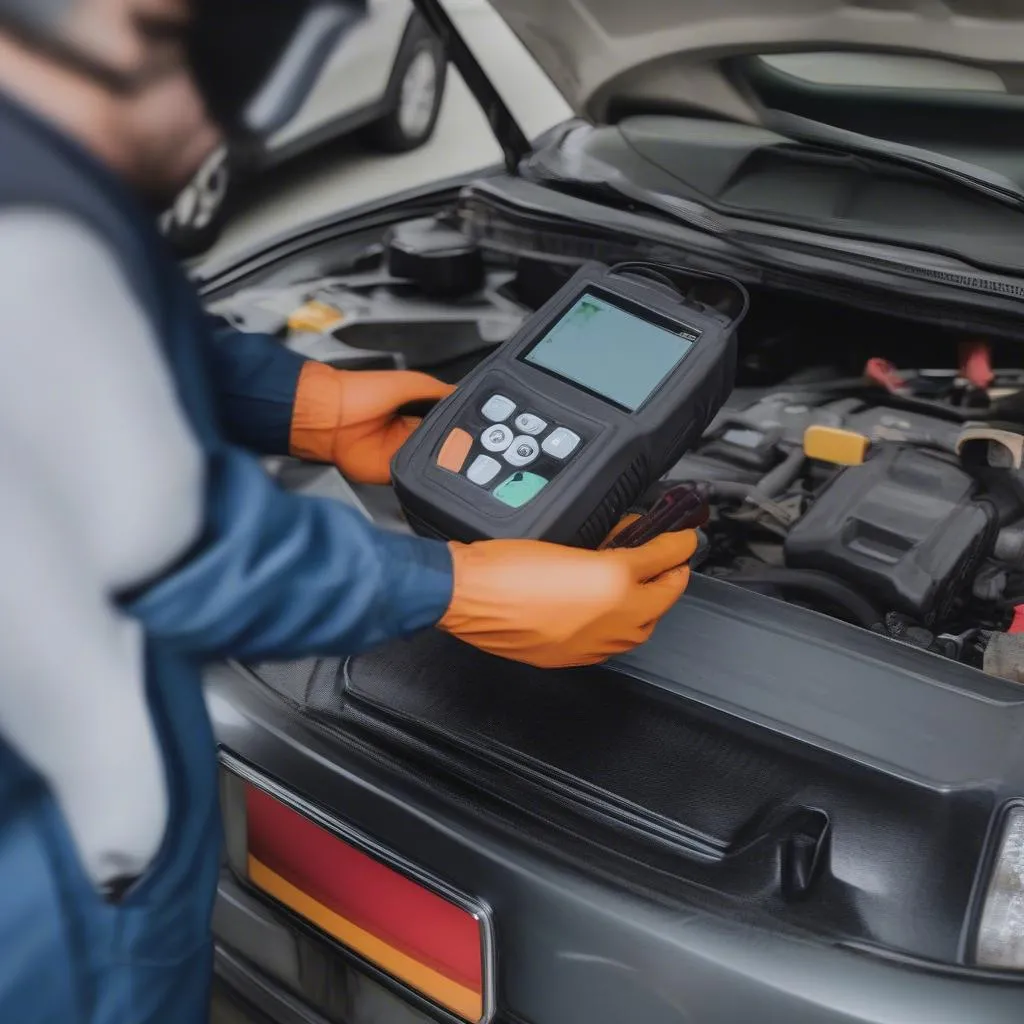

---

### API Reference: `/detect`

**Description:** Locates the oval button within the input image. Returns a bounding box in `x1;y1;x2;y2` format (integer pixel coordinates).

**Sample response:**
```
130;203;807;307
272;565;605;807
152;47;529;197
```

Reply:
514;413;548;435
481;424;514;452
504;435;540;467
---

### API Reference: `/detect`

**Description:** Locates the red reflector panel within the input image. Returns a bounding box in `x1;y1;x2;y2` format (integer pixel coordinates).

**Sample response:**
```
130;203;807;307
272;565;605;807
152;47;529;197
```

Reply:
245;785;485;1021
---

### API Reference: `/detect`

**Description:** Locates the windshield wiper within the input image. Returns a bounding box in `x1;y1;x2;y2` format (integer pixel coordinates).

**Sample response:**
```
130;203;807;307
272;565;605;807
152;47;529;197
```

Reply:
760;109;1024;214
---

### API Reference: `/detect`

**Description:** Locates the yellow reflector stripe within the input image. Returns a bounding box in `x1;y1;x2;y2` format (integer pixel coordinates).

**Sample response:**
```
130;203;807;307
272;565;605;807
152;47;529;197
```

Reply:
249;855;483;1022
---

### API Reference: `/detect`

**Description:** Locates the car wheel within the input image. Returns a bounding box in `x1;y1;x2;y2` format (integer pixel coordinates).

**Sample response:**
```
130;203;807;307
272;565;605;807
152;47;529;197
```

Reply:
364;17;447;154
161;147;232;256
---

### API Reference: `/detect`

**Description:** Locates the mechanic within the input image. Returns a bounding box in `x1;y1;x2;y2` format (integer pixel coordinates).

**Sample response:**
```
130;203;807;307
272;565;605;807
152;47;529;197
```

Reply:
0;1;697;1021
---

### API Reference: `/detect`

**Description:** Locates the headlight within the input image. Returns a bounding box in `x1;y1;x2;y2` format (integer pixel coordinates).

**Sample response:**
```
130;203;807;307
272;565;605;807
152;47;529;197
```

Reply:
976;806;1024;969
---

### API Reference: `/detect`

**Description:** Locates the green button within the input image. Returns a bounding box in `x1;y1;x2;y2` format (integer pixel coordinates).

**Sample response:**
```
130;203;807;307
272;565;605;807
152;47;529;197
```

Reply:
493;471;548;508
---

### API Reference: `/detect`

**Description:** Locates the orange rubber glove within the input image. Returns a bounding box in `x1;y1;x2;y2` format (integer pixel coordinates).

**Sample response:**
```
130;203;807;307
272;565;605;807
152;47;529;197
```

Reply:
439;530;698;668
289;362;456;484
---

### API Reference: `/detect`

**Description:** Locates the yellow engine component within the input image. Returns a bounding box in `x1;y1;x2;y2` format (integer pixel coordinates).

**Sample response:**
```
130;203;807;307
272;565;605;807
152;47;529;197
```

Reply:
288;300;345;334
803;425;870;466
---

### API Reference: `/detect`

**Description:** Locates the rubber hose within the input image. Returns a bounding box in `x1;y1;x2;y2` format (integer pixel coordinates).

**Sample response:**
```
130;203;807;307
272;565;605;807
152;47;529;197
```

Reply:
724;568;882;628
706;448;805;505
776;383;991;424
756;447;805;498
708;481;757;502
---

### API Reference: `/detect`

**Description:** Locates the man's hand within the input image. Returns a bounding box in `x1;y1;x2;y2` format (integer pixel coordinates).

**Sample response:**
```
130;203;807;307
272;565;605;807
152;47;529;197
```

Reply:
290;362;455;484
440;530;698;668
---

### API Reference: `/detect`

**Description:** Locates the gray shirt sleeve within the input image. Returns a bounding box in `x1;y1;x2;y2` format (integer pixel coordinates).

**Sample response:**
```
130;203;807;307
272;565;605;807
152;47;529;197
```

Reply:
0;210;205;886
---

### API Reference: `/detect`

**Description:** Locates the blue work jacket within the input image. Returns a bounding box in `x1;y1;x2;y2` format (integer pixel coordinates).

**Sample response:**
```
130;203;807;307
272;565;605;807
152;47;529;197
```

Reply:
0;91;452;1024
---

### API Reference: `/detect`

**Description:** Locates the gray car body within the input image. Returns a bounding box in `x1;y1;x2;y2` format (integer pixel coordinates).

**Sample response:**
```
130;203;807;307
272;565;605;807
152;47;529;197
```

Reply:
201;1;1024;1019
205;563;1024;1023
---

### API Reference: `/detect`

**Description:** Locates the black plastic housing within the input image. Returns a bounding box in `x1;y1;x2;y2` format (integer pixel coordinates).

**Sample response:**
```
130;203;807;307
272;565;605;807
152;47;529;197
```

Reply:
386;217;484;297
392;261;747;545
785;446;997;623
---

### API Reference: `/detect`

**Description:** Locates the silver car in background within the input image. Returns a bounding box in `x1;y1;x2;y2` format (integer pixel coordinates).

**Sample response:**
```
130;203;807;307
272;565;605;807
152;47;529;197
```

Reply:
165;0;447;252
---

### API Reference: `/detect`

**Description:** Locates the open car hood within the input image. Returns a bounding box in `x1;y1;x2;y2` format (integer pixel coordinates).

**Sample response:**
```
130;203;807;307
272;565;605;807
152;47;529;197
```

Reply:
484;0;1024;124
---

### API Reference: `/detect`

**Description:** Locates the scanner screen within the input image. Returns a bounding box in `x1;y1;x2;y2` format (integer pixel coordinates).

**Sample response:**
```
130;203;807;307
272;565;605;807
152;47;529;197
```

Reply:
523;291;696;411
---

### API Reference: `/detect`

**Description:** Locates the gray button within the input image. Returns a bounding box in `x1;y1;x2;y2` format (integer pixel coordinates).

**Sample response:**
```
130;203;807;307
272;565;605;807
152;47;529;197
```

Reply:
466;454;501;486
504;435;540;467
482;394;516;422
514;412;548;435
481;424;514;452
542;427;581;460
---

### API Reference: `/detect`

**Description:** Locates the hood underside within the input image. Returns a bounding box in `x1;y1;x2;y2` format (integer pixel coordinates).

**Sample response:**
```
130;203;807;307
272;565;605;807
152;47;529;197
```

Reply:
486;0;1024;123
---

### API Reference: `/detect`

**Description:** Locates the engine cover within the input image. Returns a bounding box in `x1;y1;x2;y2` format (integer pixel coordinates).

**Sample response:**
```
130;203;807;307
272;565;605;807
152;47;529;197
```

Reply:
784;446;996;624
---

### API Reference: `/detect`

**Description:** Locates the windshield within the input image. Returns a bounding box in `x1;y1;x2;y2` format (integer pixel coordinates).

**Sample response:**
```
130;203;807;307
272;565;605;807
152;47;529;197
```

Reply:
741;50;1024;196
760;53;1010;93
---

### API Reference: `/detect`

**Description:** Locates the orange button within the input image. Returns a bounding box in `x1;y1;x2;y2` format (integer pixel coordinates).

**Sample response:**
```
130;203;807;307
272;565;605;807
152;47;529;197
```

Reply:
436;428;473;473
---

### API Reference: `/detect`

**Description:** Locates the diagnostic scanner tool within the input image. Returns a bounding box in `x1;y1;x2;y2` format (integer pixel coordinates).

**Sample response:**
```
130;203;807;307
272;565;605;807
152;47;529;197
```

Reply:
392;261;748;546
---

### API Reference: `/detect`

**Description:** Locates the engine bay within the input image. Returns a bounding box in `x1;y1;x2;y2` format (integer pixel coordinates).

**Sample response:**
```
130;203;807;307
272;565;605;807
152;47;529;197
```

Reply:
208;214;1024;677
675;385;1011;666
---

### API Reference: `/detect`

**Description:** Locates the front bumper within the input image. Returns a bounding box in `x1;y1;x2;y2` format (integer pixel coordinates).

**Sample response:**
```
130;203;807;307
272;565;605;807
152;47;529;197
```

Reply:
207;662;1024;1024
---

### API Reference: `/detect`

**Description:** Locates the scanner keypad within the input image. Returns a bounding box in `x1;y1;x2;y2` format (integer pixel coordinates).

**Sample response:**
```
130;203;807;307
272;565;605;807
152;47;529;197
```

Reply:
435;393;585;508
